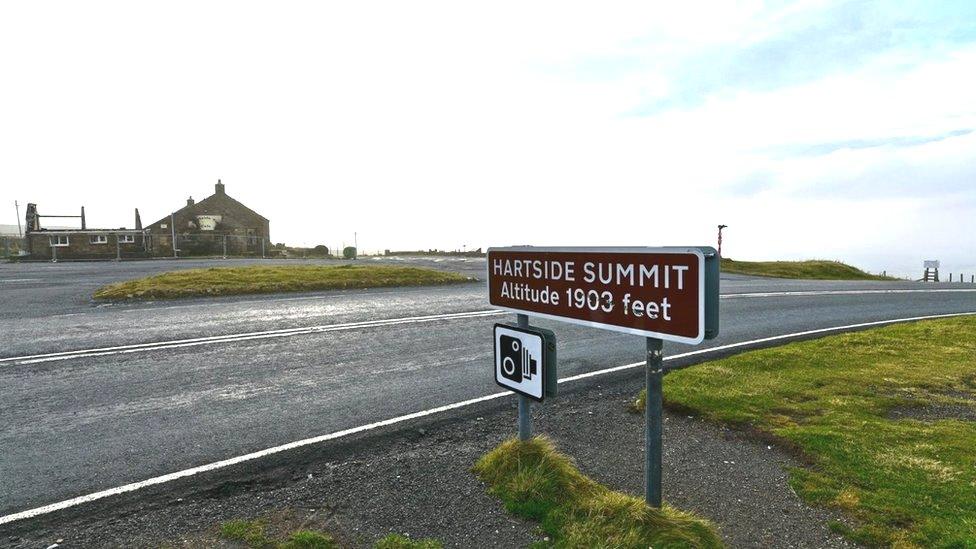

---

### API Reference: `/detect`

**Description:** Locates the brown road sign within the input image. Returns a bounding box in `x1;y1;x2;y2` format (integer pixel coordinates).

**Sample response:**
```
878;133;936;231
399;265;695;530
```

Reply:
487;247;719;344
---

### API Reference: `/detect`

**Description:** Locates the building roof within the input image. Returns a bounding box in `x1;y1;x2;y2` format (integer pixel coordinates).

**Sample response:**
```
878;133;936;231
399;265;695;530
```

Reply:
149;183;268;226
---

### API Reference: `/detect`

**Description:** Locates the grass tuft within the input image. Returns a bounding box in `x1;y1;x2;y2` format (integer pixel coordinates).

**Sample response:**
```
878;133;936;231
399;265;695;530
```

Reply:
474;436;723;548
216;517;440;549
373;533;443;549
220;519;271;547
93;264;471;300
655;315;976;546
278;530;340;549
720;258;894;280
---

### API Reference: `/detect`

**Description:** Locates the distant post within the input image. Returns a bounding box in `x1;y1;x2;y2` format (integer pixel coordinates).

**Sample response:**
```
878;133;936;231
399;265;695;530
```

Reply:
717;225;727;257
115;234;121;261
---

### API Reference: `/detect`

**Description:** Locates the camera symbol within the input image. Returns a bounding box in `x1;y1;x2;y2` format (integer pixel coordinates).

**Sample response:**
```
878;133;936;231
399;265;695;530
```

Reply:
500;334;538;383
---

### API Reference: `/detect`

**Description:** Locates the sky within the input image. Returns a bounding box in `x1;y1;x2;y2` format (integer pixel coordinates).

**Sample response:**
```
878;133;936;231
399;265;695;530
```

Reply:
1;1;974;278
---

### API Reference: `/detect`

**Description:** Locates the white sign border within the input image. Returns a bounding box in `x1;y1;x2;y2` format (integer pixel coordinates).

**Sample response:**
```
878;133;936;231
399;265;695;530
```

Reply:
493;323;547;401
487;246;706;345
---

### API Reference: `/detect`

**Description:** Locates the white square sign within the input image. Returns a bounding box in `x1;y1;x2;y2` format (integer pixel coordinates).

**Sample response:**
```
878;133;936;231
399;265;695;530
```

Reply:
494;324;546;400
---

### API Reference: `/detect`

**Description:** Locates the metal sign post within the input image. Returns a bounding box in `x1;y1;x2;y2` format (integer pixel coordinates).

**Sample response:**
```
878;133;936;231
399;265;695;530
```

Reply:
645;337;663;507
517;313;532;440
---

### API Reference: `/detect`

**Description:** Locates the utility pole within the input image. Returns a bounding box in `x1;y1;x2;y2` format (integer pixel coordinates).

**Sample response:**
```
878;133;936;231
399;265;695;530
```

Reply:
171;213;178;258
717;225;728;257
15;201;22;237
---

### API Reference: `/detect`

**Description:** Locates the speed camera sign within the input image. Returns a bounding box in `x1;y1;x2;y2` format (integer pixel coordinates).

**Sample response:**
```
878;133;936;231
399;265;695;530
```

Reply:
493;324;556;401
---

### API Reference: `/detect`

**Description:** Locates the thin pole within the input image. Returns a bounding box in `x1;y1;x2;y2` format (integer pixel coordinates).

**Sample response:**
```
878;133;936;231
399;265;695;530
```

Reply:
115;234;121;261
223;235;227;259
170;213;177;258
15;201;22;237
261;237;265;259
645;337;664;507
517;313;532;441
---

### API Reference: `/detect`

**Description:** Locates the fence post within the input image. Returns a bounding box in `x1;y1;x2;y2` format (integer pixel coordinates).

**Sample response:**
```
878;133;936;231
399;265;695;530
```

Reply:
222;235;227;259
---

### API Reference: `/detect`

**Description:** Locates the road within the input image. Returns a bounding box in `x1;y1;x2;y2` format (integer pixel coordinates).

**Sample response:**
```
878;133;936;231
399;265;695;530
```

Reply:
1;258;974;519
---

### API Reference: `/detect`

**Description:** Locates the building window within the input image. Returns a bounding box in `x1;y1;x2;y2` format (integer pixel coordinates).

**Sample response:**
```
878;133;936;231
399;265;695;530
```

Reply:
50;235;70;247
119;234;135;243
90;235;108;245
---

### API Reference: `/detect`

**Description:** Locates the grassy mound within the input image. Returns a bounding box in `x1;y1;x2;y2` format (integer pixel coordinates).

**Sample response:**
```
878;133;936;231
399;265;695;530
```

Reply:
93;264;472;300
218;519;441;548
474;437;723;548
649;315;976;546
720;258;893;280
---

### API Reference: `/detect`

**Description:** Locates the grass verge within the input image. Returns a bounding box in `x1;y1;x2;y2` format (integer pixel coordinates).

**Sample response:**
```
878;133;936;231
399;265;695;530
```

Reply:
218;518;441;548
635;316;976;547
474;436;723;548
93;264;472;300
720;258;894;280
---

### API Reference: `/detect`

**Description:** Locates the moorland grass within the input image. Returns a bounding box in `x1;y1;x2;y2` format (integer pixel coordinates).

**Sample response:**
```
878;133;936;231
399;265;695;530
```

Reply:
218;519;440;548
474;436;723;548
93;264;471;300
635;315;976;546
720;258;894;280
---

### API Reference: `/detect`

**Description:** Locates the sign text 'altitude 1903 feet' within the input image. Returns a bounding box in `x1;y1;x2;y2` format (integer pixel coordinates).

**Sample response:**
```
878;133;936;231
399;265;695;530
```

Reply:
487;247;720;345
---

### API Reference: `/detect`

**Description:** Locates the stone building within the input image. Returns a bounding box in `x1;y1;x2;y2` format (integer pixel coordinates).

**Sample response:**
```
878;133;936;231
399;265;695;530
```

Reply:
146;180;270;257
23;204;149;261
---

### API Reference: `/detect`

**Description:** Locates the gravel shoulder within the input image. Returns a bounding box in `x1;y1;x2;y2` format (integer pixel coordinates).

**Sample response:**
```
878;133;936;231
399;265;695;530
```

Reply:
1;370;854;548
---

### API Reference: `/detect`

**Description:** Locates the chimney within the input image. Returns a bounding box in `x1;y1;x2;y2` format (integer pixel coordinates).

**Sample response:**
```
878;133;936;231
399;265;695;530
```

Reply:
215;179;225;195
135;208;142;230
81;206;86;230
187;196;195;207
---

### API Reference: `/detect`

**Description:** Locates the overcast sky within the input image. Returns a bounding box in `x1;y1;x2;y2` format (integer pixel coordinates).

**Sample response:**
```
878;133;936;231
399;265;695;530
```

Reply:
1;1;974;277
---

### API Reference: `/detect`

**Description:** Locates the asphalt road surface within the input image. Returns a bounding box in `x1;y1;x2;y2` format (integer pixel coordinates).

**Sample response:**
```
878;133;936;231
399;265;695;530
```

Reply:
1;257;974;519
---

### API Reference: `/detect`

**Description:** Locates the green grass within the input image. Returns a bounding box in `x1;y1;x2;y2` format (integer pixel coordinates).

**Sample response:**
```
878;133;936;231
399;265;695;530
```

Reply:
217;518;439;549
720;258;894;280
373;534;443;549
474;436;723;548
637;316;976;547
93;264;472;300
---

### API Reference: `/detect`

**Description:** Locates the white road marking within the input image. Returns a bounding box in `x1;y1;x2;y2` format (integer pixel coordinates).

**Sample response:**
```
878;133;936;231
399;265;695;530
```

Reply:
0;310;506;366
1;310;974;526
3;288;975;366
722;288;976;298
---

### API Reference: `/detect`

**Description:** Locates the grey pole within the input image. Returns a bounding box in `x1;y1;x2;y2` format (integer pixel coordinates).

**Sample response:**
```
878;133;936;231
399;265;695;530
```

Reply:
115;235;121;261
223;235;227;259
15;200;22;237
170;213;178;258
261;237;265;259
645;337;664;507
517;313;532;441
